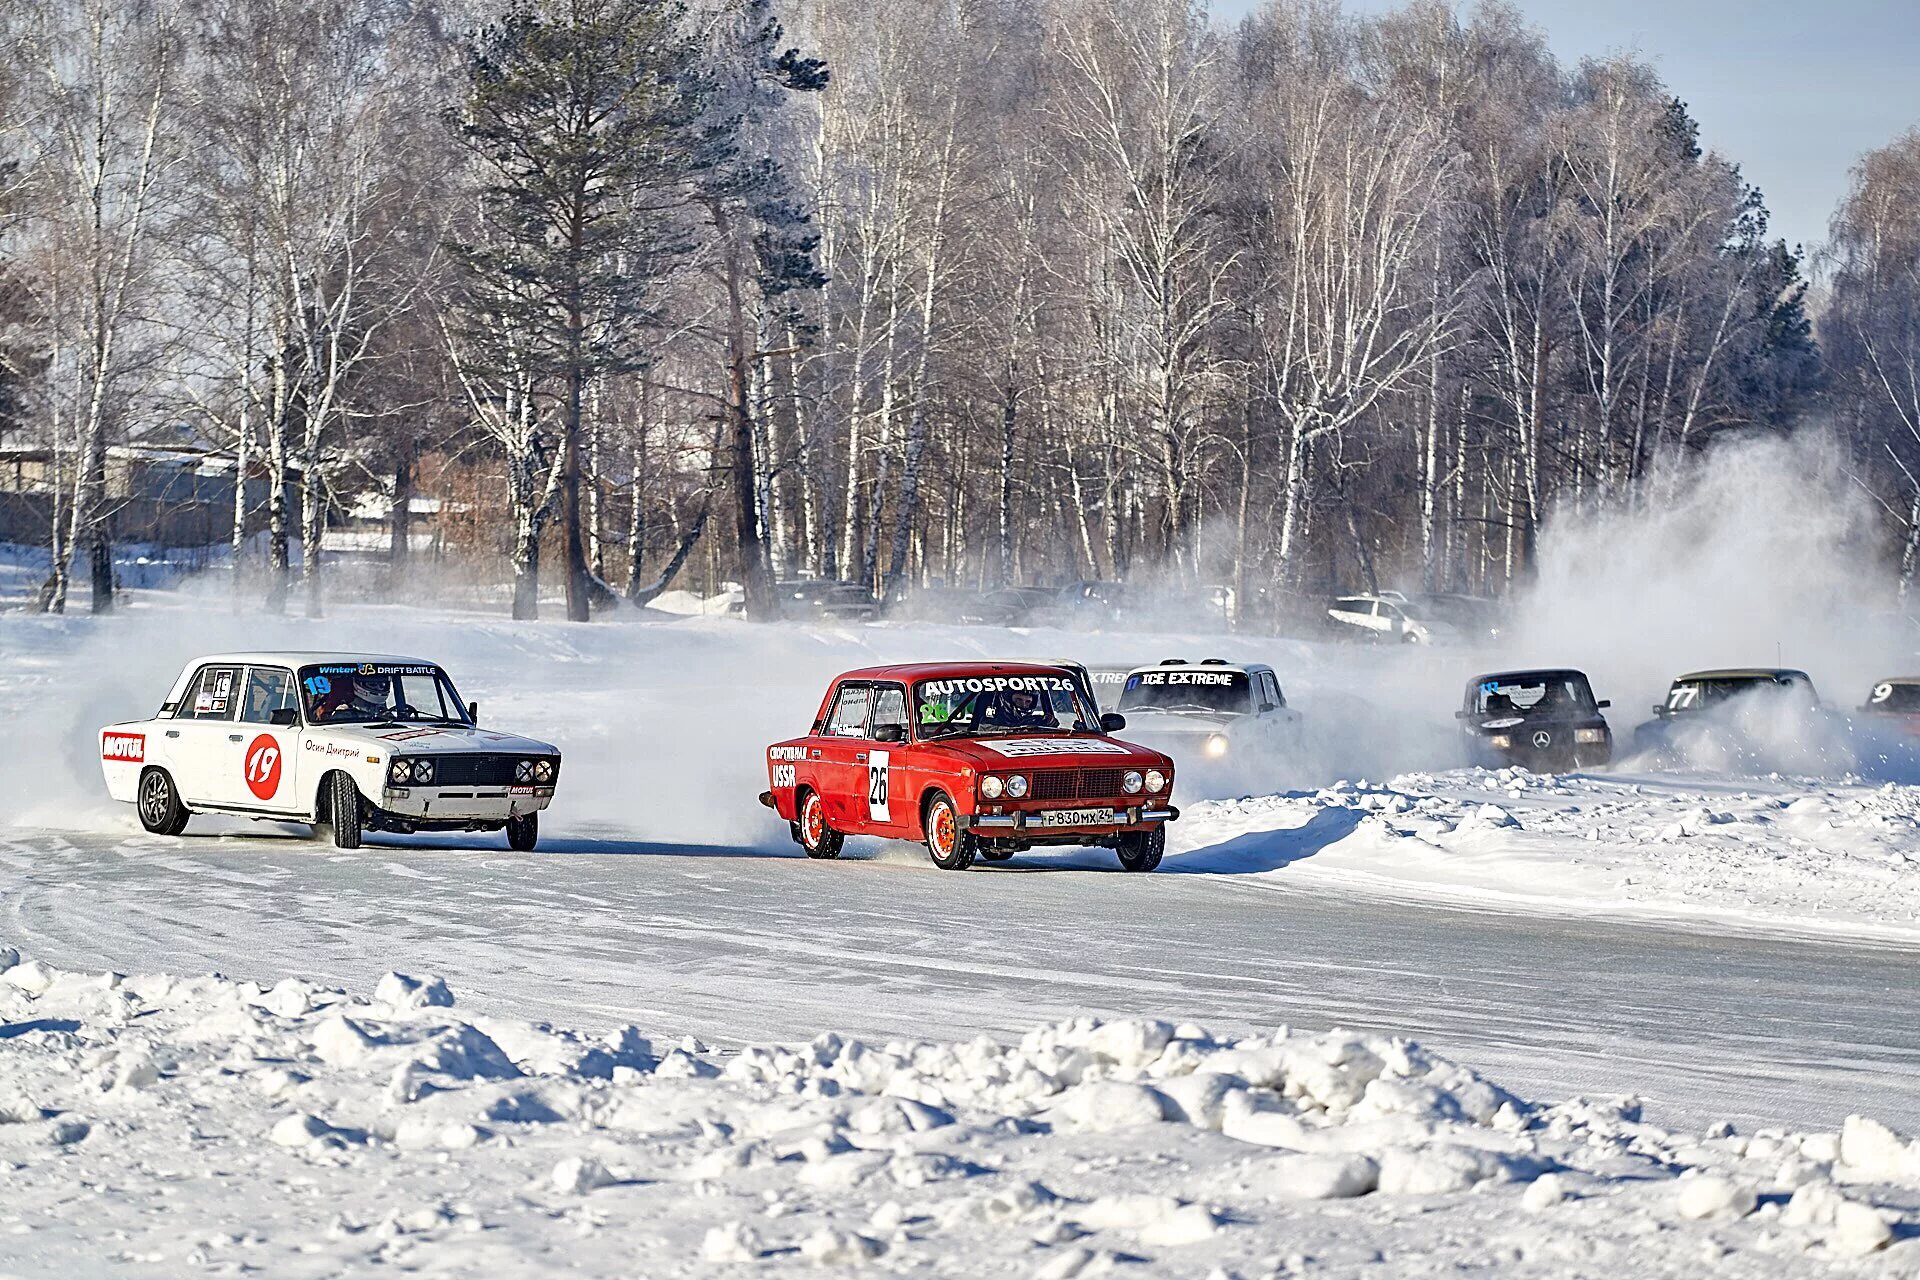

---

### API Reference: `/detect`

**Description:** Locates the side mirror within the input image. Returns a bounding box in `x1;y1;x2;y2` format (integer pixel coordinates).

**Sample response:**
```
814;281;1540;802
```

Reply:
873;723;907;744
1454;709;1469;720
1596;699;1611;709
1652;704;1666;716
468;701;480;724
1100;712;1127;734
270;707;299;727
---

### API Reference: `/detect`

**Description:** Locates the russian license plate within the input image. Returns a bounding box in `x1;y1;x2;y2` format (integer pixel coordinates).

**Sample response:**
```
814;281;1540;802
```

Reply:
1036;807;1115;828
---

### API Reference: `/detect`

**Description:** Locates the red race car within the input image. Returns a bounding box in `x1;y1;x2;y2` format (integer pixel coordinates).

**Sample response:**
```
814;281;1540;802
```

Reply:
760;662;1179;872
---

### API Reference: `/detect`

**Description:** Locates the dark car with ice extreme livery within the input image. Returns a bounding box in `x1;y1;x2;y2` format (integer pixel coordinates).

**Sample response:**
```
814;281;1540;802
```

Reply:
1458;668;1612;772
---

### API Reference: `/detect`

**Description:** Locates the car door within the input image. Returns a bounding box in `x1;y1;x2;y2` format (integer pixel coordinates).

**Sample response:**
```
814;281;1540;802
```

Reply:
216;666;302;812
864;684;911;834
162;662;246;806
816;682;874;830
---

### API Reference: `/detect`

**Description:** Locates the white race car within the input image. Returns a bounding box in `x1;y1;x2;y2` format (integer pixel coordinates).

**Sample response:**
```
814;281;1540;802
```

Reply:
99;652;560;850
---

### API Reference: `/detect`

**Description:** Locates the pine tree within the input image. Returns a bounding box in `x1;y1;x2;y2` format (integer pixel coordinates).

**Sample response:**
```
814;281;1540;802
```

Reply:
449;0;715;621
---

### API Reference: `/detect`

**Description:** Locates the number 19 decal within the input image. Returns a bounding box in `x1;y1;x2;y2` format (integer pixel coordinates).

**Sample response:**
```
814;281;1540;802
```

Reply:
244;734;283;801
867;750;890;822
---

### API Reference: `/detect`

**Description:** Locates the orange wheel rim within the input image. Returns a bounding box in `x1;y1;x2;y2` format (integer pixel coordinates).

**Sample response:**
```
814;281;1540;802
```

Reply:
932;806;955;854
803;796;824;844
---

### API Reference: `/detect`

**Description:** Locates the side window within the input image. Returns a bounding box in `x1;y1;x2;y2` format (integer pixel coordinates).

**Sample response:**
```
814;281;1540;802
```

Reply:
240;668;299;725
182;665;241;722
825;684;872;737
1262;673;1284;710
871;686;908;738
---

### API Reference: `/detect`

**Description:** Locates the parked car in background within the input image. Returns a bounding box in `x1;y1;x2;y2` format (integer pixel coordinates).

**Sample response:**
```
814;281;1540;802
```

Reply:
1114;658;1298;781
760;662;1178;872
1327;590;1497;646
1458;668;1612;772
774;578;878;623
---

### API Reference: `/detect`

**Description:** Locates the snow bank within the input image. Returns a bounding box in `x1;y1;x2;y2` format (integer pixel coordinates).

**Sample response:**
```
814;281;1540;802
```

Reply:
1169;769;1920;942
0;948;1913;1276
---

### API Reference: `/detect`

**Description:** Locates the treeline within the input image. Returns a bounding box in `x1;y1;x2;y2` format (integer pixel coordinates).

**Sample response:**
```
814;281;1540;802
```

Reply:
0;0;1900;623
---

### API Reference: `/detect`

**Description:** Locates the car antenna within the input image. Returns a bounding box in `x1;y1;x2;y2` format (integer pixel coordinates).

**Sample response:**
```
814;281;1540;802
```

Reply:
1777;640;1783;669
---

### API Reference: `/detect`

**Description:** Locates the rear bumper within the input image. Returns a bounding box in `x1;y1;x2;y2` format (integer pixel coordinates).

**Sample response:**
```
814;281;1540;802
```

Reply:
963;806;1179;833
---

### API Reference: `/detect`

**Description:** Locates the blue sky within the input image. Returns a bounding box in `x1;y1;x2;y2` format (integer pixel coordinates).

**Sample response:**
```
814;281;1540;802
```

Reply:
1211;0;1920;255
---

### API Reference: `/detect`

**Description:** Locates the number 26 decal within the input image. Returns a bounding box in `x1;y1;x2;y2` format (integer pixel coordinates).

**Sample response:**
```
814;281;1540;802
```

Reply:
867;750;890;822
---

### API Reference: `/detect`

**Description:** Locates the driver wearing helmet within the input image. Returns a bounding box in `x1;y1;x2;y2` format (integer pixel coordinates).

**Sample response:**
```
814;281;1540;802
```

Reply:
996;686;1053;727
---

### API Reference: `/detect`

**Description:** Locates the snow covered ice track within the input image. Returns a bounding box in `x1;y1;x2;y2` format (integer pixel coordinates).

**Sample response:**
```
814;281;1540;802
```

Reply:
4;823;1918;1139
1;948;1918;1278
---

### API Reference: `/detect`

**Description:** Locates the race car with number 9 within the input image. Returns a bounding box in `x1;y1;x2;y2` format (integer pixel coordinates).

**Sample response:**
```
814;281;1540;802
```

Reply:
99;652;561;851
760;662;1179;871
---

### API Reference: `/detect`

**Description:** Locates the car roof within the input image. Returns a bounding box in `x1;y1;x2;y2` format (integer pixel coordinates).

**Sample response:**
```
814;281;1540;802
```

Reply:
1674;668;1811;682
1872;676;1920;685
1124;660;1273;676
1468;668;1590;686
187;651;441;670
831;661;1079;684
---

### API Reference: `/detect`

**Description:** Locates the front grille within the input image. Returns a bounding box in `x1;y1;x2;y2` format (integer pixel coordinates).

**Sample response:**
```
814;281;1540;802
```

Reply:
418;754;553;787
1027;768;1129;802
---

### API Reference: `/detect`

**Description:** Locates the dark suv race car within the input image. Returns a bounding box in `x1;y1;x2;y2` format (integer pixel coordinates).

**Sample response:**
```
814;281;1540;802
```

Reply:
1630;668;1837;770
1457;669;1612;771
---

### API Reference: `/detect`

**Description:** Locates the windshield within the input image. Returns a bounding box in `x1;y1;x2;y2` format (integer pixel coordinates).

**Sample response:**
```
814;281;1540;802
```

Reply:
300;662;470;725
914;673;1099;739
1866;681;1920;712
1664;676;1812;715
1119;668;1250;714
1474;675;1595;718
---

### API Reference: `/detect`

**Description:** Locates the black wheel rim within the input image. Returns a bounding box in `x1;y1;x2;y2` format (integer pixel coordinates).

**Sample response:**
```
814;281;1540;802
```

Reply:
139;774;168;826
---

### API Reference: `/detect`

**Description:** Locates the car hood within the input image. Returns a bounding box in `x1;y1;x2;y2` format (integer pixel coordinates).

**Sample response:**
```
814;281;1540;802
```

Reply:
926;734;1171;770
1113;709;1239;736
313;723;559;756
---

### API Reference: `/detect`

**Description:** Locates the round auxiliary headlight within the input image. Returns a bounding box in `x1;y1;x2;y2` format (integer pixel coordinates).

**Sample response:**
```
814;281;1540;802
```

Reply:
1205;734;1230;759
980;775;1004;800
390;760;412;784
533;759;555;783
413;759;435;784
1145;769;1166;793
1006;774;1029;799
515;759;534;783
1123;770;1144;794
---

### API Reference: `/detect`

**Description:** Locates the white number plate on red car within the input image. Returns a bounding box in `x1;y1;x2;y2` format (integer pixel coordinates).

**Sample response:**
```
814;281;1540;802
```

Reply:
1036;807;1116;828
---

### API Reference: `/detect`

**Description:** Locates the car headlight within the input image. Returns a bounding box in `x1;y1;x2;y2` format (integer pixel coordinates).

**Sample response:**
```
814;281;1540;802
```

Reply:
412;759;434;784
533;759;555;783
1575;728;1607;744
1489;734;1513;749
1145;769;1166;793
1123;770;1144;794
515;760;533;783
1006;774;1029;799
390;759;412;785
980;775;1004;799
1204;734;1229;759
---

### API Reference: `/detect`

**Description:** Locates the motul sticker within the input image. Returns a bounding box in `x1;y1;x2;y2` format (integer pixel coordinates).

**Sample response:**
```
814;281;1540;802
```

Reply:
102;732;145;762
244;734;283;801
979;739;1131;757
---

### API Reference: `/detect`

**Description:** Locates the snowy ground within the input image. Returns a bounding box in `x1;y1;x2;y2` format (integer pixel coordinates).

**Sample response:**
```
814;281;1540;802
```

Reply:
1;948;1917;1278
3;593;1920;1273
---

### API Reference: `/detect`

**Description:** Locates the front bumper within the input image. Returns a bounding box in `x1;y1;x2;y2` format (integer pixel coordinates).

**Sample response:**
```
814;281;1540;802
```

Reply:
381;785;555;821
962;805;1179;832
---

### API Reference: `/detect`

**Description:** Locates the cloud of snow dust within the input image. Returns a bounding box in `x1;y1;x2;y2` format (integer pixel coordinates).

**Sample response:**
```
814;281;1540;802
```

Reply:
1505;434;1917;775
4;433;1914;854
